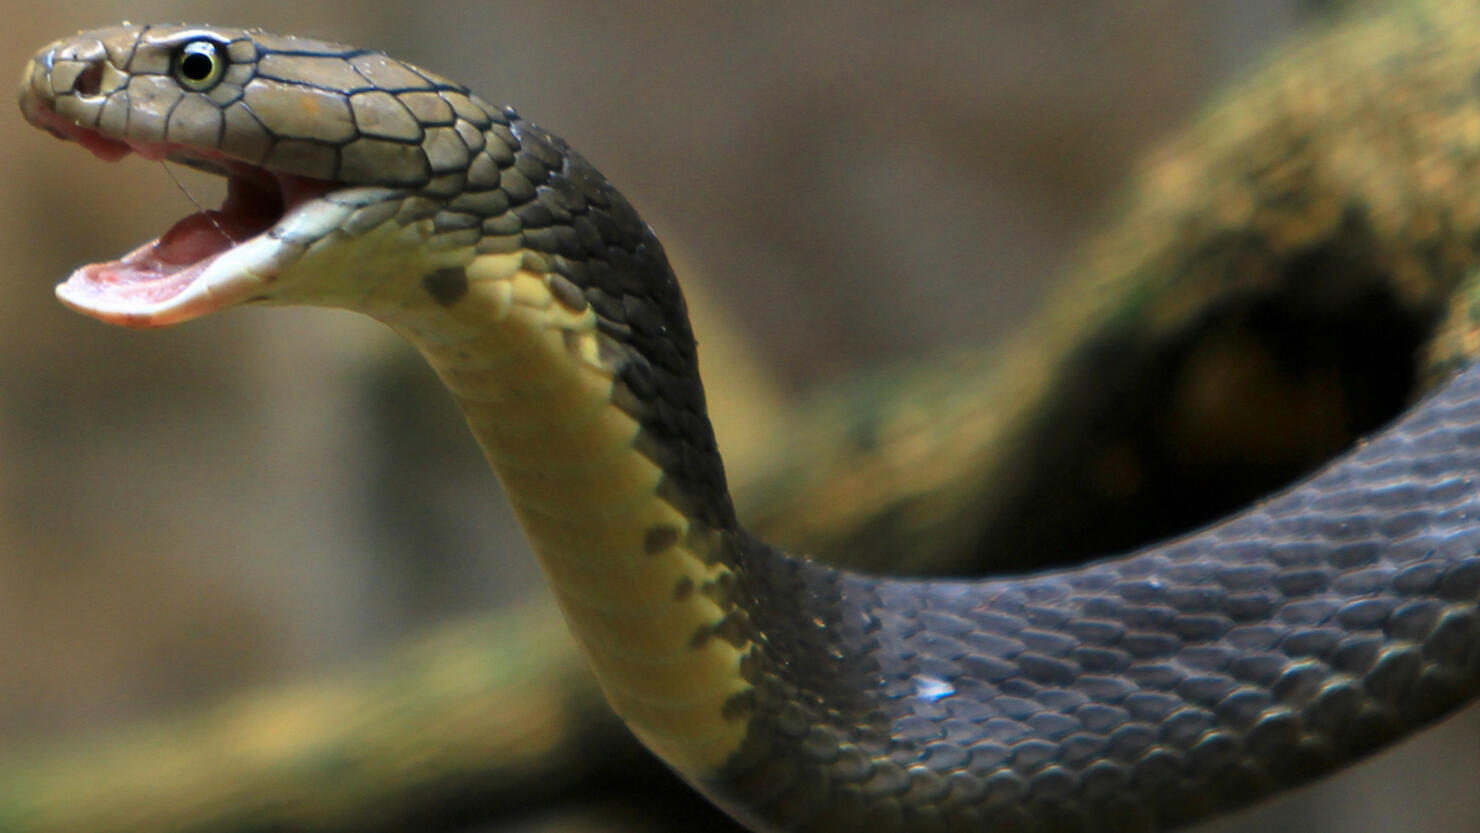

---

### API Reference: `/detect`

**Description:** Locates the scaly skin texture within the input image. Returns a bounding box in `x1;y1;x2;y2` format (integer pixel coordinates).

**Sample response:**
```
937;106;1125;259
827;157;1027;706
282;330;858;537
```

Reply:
12;2;1480;831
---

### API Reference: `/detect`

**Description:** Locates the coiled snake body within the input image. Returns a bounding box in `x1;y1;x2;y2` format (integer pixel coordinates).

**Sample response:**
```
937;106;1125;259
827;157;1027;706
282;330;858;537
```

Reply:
19;21;1480;833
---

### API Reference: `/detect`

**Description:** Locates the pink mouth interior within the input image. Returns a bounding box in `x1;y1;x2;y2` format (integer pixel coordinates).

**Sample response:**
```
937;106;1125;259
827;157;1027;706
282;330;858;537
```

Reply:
38;107;338;312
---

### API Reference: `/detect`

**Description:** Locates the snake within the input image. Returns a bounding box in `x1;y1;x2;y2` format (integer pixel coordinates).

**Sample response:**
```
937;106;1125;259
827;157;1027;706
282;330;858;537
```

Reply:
18;19;1480;833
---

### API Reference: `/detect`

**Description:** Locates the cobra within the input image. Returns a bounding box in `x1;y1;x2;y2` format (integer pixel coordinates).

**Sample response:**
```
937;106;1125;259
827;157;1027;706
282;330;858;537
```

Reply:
19;23;1480;833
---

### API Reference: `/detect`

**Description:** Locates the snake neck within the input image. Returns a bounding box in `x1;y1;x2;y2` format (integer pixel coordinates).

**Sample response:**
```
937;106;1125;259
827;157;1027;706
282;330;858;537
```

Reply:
392;241;769;775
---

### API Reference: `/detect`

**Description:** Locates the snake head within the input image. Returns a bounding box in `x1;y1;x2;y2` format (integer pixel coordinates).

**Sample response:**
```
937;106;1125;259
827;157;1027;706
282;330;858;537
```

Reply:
20;23;513;328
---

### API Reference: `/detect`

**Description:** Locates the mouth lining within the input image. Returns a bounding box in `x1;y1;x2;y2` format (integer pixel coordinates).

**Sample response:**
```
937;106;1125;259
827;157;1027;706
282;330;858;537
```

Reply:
37;104;341;327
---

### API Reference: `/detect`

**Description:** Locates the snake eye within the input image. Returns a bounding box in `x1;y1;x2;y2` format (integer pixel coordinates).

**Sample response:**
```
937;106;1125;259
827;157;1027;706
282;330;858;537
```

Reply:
173;40;226;91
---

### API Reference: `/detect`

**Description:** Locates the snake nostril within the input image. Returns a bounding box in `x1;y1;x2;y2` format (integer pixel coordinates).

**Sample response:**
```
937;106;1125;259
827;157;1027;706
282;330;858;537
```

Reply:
73;61;103;97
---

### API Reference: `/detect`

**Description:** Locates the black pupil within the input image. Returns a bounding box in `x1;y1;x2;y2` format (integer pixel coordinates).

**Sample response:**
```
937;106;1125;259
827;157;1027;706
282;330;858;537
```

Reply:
181;49;214;81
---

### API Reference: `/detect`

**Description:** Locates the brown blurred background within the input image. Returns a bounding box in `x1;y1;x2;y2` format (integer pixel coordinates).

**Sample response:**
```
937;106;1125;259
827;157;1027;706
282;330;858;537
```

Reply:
2;2;1476;831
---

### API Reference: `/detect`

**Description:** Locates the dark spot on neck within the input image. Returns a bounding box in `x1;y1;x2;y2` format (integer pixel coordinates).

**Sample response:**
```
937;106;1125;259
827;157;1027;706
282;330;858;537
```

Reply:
721;690;756;721
644;524;680;555
423;267;469;306
713;610;751;647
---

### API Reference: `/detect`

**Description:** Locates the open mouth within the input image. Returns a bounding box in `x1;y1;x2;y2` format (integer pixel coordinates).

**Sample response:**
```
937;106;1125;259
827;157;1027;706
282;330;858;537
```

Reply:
32;104;340;328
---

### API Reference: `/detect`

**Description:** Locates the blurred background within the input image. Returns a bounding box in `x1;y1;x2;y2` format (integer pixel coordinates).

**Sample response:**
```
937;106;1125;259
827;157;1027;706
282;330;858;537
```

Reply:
2;1;1476;831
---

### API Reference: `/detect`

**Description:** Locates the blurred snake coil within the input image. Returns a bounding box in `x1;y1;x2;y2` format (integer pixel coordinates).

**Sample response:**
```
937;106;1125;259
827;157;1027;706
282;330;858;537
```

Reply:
17;2;1480;832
